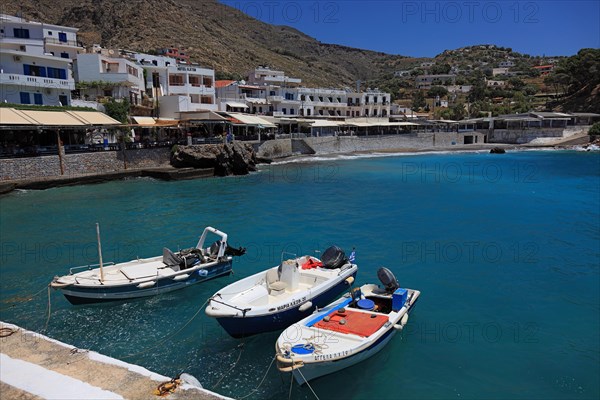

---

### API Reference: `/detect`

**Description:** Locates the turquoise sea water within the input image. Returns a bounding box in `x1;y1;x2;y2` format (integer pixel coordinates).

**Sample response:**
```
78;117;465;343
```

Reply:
1;150;599;399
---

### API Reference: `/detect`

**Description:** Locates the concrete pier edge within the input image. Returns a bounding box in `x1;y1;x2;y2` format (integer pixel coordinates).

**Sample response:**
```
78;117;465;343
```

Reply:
0;321;231;400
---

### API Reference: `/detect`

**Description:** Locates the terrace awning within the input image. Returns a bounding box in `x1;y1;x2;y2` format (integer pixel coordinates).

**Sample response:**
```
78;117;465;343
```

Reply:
226;113;276;128
0;108;122;129
225;102;249;109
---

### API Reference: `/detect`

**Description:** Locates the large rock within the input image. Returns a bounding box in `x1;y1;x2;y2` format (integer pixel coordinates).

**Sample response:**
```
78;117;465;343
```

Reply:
171;143;257;176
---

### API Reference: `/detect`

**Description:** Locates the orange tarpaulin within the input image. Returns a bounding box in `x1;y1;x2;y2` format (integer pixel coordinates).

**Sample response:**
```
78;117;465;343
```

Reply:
314;309;388;337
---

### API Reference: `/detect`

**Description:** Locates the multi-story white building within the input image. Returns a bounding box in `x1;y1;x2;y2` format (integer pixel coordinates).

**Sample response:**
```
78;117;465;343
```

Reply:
215;67;391;120
0;14;79;106
75;50;145;105
347;90;391;117
133;53;216;118
246;67;302;87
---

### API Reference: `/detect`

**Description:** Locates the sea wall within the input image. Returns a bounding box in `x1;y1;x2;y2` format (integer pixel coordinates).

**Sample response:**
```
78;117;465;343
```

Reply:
490;128;565;144
255;139;293;158
0;148;171;181
303;132;487;154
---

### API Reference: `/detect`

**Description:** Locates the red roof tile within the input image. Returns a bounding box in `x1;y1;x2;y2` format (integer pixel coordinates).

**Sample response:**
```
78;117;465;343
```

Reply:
215;80;236;88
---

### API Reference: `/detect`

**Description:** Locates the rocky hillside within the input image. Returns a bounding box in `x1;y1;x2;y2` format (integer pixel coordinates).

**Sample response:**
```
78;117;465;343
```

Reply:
4;0;419;87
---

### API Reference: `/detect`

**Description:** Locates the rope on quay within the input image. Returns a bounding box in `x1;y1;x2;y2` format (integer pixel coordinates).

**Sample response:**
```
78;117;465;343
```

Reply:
237;355;276;400
0;327;18;337
121;297;210;360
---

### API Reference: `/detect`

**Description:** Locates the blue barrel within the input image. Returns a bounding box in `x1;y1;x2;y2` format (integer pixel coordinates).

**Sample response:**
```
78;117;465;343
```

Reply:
357;299;375;310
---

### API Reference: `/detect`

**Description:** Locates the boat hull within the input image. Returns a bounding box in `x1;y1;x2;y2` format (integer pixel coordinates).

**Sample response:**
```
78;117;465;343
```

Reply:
292;326;397;384
290;294;420;384
60;260;233;305
215;271;357;338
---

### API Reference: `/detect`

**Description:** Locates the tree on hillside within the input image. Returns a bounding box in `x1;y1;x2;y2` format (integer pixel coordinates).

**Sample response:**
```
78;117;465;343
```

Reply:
548;48;600;95
412;91;426;111
427;86;448;99
430;63;451;75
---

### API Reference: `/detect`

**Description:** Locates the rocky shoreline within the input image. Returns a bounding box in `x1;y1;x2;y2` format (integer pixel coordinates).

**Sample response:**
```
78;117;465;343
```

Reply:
1;139;597;196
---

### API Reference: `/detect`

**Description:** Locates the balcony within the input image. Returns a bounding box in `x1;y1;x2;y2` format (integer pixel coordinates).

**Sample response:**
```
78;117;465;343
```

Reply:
267;95;283;102
0;73;75;90
44;37;80;48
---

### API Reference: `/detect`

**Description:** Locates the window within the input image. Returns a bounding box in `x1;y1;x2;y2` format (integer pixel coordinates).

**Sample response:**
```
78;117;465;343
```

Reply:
46;67;66;79
60;52;69;59
47;31;52;35
58;32;67;42
282;108;287;115
290;109;295;115
59;95;68;106
168;74;184;86
34;93;43;105
23;65;47;77
20;92;31;104
14;28;30;39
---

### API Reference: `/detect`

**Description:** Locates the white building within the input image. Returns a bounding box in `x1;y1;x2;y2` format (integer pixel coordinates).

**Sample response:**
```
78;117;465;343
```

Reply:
246;67;302;87
486;79;506;87
75;51;145;105
492;67;510;76
0;14;79;106
133;53;216;118
498;61;515;68
415;74;456;89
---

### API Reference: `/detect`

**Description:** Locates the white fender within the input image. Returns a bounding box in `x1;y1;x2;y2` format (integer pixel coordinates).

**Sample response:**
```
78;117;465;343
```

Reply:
345;276;355;285
394;313;410;330
299;301;313;312
137;281;156;289
172;274;190;281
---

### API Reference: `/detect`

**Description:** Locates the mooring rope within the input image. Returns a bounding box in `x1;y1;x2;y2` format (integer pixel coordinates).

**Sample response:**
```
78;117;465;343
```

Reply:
0;284;51;312
43;285;52;333
212;342;245;390
237;355;277;400
297;367;320;400
121;297;210;360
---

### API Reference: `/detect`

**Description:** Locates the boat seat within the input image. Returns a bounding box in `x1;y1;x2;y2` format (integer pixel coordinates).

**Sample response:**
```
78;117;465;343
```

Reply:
266;268;286;296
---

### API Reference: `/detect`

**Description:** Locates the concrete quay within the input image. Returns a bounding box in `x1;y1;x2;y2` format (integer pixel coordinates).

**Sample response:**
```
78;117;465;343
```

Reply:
0;321;228;400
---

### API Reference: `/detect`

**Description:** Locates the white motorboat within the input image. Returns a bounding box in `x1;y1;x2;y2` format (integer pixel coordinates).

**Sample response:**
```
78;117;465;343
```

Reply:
205;246;358;338
51;226;245;304
275;267;420;384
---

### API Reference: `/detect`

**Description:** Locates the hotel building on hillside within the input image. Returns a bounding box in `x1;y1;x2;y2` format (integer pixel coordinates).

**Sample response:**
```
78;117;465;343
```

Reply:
220;67;391;119
74;46;145;105
0;14;79;106
132;53;216;118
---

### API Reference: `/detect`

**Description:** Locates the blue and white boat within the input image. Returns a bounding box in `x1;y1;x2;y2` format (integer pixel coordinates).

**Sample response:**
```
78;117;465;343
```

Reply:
205;246;358;338
275;267;420;384
51;226;245;305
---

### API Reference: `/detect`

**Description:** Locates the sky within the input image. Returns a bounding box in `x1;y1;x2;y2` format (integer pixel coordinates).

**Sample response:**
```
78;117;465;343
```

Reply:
220;0;600;57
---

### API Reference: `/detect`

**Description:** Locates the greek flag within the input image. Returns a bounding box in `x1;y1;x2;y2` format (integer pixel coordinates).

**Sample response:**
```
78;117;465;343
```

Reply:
348;249;356;263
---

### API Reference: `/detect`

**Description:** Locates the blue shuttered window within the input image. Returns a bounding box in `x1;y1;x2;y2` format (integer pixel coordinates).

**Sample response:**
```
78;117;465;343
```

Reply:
33;93;43;105
20;92;31;104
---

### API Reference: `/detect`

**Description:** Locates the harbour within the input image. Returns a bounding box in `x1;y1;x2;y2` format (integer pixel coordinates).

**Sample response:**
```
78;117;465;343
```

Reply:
1;150;598;399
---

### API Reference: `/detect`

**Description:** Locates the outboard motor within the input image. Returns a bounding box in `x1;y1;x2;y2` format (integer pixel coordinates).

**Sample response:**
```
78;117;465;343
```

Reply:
209;240;222;258
377;267;400;293
321;246;348;269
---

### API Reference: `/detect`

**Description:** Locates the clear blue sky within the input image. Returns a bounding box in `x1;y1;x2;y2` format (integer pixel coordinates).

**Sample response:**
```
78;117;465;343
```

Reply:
220;0;599;57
